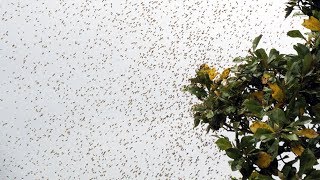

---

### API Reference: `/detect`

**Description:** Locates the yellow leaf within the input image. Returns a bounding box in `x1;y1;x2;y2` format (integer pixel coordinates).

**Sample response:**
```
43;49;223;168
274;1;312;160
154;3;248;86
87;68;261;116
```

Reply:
249;171;259;179
256;151;272;169
214;90;221;97
278;171;285;180
207;68;218;80
251;91;264;103
261;73;271;84
275;102;284;108
302;16;320;31
250;121;274;133
296;128;318;138
220;68;230;79
299;107;305;116
268;83;285;102
198;64;218;80
291;145;305;156
210;84;217;91
200;64;210;70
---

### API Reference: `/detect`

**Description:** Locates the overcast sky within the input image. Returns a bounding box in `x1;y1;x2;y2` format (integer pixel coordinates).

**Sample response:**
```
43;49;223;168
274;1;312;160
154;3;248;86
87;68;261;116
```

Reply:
0;0;304;179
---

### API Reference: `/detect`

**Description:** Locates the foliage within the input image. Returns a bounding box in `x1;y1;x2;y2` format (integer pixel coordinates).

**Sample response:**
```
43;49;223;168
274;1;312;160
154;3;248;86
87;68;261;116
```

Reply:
184;1;320;179
285;0;320;18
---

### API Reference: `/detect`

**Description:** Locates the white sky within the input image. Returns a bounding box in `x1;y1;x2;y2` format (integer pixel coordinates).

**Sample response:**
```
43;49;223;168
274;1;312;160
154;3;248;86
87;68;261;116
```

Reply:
0;0;305;179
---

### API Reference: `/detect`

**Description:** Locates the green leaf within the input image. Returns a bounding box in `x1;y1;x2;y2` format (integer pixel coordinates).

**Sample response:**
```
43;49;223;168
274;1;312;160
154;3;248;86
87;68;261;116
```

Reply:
230;158;245;171
304;170;320;180
216;137;232;150
287;30;305;40
255;174;271;180
254;128;274;141
194;116;201;128
233;57;245;62
267;139;279;160
184;85;207;100
288;59;301;76
192;104;206;112
233;122;240;129
243;99;263;118
226;148;242;160
206;124;211;133
225;106;236;114
249;172;271;180
268;48;279;64
281;133;299;141
205;110;214;119
299;149;317;177
290;116;312;127
311;104;320;123
294;43;309;58
252;35;262;51
254;48;268;60
285;60;301;86
287;97;307;120
239;162;254;179
313;10;320;20
285;6;294;18
255;48;268;67
240;136;255;149
282;164;298;179
302;53;313;76
267;108;288;127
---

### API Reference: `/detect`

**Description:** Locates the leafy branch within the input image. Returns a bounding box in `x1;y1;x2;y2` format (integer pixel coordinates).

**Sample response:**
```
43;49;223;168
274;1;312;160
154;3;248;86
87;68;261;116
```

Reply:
184;1;320;179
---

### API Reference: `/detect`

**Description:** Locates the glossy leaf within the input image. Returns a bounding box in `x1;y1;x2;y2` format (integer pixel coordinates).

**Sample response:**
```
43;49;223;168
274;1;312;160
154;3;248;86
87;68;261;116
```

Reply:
302;16;320;31
296;129;319;138
243;99;263;117
207;68;218;80
252;35;262;51
302;53;313;75
254;128;275;141
226;148;242;160
282;160;298;178
287;30;305;39
250;121;274;133
255;48;268;60
268;48;280;64
267;139;279;160
281;133;299;141
268;83;285;103
294;43;309;57
230;158;245;171
256;151;272;169
194;116;201;128
184;85;207;100
220;68;231;79
216;137;232;150
205;110;214;119
267;108;287;126
291;144;304;156
285;5;294;18
240;136;255;149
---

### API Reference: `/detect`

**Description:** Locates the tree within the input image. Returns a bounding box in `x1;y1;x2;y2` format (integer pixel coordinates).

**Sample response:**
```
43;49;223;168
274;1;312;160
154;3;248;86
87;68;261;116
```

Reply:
184;1;320;179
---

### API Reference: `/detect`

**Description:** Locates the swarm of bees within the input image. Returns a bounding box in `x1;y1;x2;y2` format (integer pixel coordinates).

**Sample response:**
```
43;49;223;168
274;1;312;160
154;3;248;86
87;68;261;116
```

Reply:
0;0;299;179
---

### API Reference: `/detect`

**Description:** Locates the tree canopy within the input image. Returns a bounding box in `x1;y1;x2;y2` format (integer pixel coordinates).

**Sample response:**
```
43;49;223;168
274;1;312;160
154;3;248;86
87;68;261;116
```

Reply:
184;0;320;179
